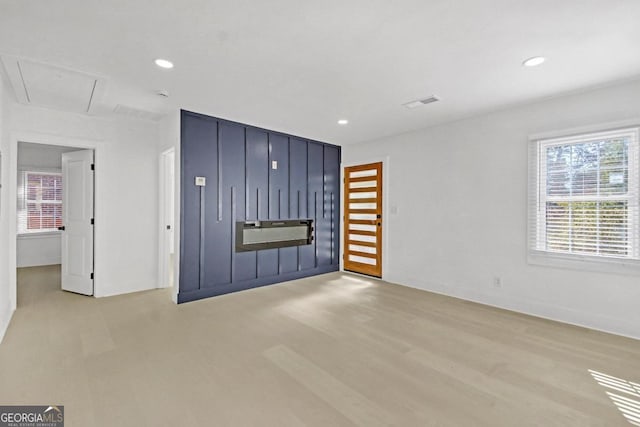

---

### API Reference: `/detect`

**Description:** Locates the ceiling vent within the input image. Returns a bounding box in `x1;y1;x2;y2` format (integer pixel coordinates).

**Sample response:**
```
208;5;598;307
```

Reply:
403;95;440;109
0;55;106;114
113;104;166;121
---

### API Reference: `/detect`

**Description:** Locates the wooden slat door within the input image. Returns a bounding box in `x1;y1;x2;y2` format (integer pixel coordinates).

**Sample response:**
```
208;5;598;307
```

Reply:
344;162;382;277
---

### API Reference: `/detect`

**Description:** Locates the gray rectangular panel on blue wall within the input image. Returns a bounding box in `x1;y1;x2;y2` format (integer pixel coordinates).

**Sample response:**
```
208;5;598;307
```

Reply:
220;122;247;284
324;145;341;266
268;133;291;275
213;121;244;286
303;142;323;271
179;110;341;303
246;128;279;279
288;138;307;273
180;114;217;293
271;134;297;274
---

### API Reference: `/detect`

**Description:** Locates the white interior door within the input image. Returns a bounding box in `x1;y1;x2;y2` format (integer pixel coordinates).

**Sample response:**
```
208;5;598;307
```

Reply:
61;150;94;295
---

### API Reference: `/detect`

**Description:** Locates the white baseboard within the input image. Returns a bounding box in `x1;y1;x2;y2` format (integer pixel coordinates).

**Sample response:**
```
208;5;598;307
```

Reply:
94;280;158;298
17;261;61;268
383;272;640;342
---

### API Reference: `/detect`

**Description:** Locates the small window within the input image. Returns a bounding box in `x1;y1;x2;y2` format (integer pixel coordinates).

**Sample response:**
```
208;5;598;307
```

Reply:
18;171;63;234
528;127;640;269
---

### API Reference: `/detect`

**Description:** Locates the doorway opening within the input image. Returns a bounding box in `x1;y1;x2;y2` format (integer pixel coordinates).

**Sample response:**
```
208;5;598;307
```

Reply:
16;141;95;304
159;148;176;293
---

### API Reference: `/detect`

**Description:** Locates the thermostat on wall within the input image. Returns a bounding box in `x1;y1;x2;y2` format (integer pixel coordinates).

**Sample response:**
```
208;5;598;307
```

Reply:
195;176;206;186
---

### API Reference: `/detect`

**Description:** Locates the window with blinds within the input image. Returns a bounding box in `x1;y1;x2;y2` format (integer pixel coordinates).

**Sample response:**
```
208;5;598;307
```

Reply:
529;127;639;264
18;171;63;234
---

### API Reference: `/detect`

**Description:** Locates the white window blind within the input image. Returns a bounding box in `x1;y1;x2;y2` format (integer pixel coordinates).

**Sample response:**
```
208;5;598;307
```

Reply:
17;171;63;234
528;127;640;264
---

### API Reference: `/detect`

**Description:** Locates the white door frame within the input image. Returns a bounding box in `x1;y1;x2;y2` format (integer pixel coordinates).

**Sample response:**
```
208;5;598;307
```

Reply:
158;147;175;290
8;131;100;310
341;155;390;281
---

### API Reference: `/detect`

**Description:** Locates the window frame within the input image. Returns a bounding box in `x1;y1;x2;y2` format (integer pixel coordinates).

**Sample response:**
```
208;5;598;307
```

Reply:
18;170;63;235
528;123;640;274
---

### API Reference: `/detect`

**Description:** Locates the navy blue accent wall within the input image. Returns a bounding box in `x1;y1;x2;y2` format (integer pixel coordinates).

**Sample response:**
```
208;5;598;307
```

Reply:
179;110;341;303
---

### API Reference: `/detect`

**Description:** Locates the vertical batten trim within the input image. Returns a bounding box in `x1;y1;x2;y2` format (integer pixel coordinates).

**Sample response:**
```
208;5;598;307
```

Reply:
277;246;281;275
323;146;327;219
330;191;334;264
231;186;235;283
287;138;291;219
217;121;222;221
244;127;248;220
314;191;318;268
306;141;309;219
255;187;259;278
256;187;260;221
267;133;270;219
199;185;206;289
297;190;301;271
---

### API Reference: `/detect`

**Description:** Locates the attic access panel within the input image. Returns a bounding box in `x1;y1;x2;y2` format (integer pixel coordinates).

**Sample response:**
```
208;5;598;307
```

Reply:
0;55;106;114
235;219;313;252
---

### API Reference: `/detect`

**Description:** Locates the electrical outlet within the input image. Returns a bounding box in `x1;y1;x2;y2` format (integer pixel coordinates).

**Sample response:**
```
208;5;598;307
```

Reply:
493;276;502;288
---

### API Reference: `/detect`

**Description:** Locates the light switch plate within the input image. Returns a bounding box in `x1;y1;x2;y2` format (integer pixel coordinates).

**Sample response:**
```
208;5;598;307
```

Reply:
195;176;206;186
272;160;278;170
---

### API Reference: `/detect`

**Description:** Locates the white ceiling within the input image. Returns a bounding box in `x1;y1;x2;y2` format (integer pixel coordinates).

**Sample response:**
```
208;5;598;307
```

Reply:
1;0;639;145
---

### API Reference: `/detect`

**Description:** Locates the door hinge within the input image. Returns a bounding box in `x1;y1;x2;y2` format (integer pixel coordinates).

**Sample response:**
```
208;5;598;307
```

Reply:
90;272;94;280
90;218;94;225
91;164;95;171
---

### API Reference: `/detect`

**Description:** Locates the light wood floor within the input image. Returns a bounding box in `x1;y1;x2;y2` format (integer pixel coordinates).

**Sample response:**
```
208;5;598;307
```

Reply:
1;266;639;426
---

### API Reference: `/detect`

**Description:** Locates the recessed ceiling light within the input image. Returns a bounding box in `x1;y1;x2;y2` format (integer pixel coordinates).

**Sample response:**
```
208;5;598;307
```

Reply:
522;56;545;67
154;58;174;69
337;119;349;125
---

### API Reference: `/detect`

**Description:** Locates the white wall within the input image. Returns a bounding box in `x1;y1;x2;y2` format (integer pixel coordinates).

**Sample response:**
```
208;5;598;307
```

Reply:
17;234;61;268
18;142;76;169
343;78;640;340
7;104;161;300
0;73;13;342
16;143;78;268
